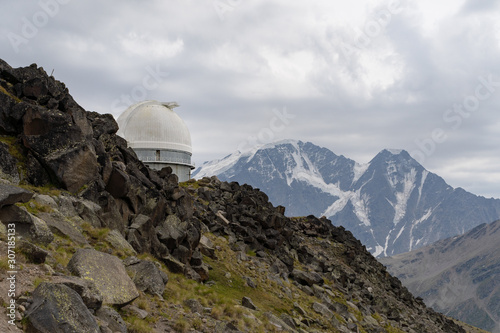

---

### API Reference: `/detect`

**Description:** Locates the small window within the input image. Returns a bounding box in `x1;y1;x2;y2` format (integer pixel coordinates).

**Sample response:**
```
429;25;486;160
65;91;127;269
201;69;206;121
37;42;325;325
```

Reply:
156;150;160;161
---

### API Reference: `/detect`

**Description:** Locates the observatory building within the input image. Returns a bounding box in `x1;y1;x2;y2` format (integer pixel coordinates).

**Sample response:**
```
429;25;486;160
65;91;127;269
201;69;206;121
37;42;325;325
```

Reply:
116;100;194;182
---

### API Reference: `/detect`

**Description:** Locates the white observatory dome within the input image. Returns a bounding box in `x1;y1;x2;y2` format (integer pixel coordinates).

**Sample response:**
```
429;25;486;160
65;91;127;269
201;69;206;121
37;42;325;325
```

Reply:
116;100;194;181
116;100;192;153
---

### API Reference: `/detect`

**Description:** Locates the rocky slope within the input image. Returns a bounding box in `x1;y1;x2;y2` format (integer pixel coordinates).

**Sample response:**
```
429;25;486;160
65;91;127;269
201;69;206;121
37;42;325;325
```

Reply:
0;59;476;332
380;220;500;332
194;140;500;257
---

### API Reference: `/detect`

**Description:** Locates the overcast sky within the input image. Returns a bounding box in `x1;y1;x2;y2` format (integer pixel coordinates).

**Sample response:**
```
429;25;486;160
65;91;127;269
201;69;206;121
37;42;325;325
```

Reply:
1;0;500;198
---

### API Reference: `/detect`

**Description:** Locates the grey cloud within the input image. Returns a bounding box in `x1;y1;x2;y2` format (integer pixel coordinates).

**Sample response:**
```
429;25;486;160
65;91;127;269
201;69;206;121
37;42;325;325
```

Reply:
461;0;500;13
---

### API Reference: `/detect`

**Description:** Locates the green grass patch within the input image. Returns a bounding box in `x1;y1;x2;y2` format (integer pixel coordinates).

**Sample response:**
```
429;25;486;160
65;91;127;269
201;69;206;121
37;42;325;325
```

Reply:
203;254;293;317
162;272;204;306
16;200;54;215
0;135;26;178
173;318;191;332
124;316;154;333
33;277;45;289
179;180;200;189
44;234;79;268
81;222;110;242
372;312;383;323
19;183;62;197
0;256;9;273
385;323;405;333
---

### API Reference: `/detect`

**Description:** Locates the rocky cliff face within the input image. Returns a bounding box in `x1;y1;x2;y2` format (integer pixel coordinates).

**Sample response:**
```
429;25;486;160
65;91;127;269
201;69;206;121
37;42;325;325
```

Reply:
0;58;202;276
0;59;473;332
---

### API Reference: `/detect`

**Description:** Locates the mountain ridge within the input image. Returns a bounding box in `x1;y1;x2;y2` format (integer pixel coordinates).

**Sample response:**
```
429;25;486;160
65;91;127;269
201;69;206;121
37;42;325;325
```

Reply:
194;140;500;257
380;219;500;332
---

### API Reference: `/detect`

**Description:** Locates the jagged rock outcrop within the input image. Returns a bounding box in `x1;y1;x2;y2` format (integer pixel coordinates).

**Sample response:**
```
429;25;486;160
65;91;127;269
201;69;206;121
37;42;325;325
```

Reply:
186;176;466;333
0;59;204;279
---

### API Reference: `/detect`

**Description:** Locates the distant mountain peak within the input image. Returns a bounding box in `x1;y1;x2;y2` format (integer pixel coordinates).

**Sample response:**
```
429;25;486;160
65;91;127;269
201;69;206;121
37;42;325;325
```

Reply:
194;140;500;257
374;148;414;161
385;148;405;155
239;138;301;154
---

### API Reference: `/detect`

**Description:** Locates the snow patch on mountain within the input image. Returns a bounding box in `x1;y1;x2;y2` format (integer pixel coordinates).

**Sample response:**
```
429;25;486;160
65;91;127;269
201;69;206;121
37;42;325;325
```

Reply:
408;208;434;251
322;194;350;217
352;190;372;227
391;168;417;225
417;170;428;204
415;208;433;226
321;188;372;227
373;245;385;257
393;225;406;245
195;151;245;178
283;142;340;196
383;232;392;257
353;162;369;184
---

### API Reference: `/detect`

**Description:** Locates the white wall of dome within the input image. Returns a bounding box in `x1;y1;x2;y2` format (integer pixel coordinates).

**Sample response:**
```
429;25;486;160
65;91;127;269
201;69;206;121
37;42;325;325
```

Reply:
116;100;194;182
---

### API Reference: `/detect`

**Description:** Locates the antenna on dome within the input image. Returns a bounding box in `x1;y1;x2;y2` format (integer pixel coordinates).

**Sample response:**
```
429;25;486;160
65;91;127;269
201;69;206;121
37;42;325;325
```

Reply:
163;102;180;109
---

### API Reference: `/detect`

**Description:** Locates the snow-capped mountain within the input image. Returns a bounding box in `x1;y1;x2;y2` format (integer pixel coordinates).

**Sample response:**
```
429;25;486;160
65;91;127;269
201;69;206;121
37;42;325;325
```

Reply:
194;140;500;257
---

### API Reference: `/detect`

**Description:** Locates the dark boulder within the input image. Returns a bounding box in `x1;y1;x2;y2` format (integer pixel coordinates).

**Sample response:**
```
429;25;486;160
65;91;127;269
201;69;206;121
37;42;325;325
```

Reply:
199;234;216;259
38;211;88;245
0;142;19;181
290;269;324;287
25;283;100;333
86;111;119;138
0;205;53;245
242;296;258;310
191;263;210;282
50;275;103;310
105;162;130;198
42;142;99;194
95;306;127;333
6;70;99;194
184;299;204;314
156;214;200;260
25;151;51;186
162;254;185;274
22;77;48;99
0;89;23;134
74;199;103;228
22;103;85;155
0;184;33;208
18;241;48;264
94;192;125;233
124;256;168;296
127;214;159;254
